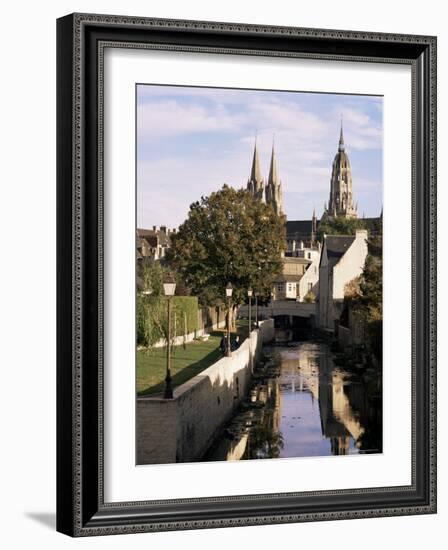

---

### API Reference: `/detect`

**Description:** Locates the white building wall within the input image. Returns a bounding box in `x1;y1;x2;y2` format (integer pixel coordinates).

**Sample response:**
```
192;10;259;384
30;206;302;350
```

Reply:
298;249;321;301
332;230;368;300
285;282;297;299
318;230;368;330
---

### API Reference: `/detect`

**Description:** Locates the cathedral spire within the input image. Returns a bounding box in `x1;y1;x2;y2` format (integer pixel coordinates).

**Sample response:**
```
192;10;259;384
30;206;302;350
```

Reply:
338;116;345;152
250;136;263;184
247;136;265;202
265;137;284;217
325;123;357;219
268;138;279;186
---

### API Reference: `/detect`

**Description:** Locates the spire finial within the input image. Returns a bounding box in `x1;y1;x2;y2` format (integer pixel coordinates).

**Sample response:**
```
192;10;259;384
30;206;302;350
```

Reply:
268;135;279;186
338;113;345;151
338;115;345;152
249;133;262;184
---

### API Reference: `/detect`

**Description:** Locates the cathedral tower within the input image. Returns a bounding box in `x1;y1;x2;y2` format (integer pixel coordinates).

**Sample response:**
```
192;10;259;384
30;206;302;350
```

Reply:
325;122;357;219
265;141;284;216
246;139;265;202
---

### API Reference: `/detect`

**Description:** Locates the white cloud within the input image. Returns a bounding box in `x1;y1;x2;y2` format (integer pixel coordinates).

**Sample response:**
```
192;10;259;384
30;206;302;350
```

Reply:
137;89;383;226
137;100;245;140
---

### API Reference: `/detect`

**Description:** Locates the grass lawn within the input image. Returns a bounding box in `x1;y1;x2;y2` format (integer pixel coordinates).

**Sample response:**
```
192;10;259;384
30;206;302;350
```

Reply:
137;321;251;396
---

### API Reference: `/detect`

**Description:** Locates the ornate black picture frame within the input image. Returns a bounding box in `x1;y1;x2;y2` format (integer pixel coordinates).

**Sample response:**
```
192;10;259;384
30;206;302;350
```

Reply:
57;13;437;536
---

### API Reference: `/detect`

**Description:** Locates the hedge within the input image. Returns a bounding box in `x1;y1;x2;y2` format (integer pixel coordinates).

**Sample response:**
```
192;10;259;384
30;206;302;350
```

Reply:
137;294;199;348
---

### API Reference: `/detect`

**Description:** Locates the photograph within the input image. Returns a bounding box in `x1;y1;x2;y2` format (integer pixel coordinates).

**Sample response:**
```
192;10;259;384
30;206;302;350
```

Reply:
135;84;383;465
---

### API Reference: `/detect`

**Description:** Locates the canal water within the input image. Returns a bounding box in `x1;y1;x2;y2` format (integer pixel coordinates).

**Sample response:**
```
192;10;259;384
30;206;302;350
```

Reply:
204;340;382;461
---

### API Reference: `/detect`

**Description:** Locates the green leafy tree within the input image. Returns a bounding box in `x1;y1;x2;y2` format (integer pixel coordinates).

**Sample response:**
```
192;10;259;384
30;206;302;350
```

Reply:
137;259;190;296
137;260;165;295
342;217;383;361
317;216;366;242
166;185;285;306
358;220;382;361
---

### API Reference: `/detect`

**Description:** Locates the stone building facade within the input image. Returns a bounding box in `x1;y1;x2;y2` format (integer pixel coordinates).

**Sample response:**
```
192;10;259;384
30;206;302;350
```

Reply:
136;226;175;262
318;229;368;330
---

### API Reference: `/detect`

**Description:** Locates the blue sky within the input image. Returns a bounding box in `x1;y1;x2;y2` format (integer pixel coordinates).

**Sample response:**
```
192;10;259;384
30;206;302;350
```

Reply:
137;84;383;229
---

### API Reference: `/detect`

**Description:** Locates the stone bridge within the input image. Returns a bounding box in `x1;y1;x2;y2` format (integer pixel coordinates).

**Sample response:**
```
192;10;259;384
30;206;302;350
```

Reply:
238;300;316;319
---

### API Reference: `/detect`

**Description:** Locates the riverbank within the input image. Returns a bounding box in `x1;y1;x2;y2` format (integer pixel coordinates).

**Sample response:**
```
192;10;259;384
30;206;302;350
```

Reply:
136;319;275;464
137;319;252;396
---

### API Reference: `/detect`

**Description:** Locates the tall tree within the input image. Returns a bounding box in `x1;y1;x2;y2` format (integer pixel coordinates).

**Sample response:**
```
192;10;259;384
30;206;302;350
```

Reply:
317;216;366;242
167;185;285;305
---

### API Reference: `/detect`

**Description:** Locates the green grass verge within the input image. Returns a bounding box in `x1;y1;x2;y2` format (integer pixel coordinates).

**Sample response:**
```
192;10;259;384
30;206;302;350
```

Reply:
137;321;251;396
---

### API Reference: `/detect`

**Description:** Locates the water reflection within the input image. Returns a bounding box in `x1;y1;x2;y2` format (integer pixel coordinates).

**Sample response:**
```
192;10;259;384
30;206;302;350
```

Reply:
204;342;382;461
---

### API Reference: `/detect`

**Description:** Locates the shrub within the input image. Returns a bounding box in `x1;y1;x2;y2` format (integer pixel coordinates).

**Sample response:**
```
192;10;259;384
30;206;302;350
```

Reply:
136;294;199;348
304;290;316;303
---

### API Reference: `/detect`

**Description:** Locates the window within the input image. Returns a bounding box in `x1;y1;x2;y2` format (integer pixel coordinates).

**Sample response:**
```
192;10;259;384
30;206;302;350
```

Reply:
308;282;313;292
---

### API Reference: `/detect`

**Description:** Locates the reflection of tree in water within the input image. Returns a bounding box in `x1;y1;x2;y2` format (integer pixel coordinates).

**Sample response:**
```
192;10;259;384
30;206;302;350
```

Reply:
311;345;382;455
343;371;382;453
244;408;284;460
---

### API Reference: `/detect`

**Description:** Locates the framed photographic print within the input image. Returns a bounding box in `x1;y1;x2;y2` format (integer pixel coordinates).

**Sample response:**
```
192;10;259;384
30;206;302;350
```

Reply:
56;13;437;536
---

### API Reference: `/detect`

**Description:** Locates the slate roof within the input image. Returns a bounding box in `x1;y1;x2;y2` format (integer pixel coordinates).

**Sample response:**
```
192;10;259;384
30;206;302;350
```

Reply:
286;217;380;239
325;235;355;257
322;235;356;270
274;274;303;283
137;228;170;247
286;220;315;237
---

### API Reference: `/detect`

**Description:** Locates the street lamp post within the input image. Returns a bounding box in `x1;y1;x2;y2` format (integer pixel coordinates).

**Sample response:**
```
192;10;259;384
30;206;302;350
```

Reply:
255;291;259;328
247;288;253;334
248;287;253;372
226;282;233;357
163;273;176;399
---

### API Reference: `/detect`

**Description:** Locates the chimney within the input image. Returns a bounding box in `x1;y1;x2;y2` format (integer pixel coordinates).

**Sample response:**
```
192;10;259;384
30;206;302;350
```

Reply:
153;225;158;231
160;225;167;234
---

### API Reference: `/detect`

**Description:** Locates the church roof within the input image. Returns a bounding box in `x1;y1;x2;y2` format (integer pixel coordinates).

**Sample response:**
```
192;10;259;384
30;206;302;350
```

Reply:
286;220;316;237
287;217;380;240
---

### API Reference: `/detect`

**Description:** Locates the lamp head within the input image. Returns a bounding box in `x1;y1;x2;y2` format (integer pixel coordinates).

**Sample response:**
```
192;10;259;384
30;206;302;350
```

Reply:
163;273;176;297
226;282;233;298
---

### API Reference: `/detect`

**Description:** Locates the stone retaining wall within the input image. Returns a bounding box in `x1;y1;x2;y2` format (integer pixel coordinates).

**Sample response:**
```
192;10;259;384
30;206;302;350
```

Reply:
137;319;274;464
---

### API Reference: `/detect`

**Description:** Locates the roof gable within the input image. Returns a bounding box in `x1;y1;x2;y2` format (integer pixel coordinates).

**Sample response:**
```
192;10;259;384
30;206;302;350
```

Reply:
322;235;356;270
